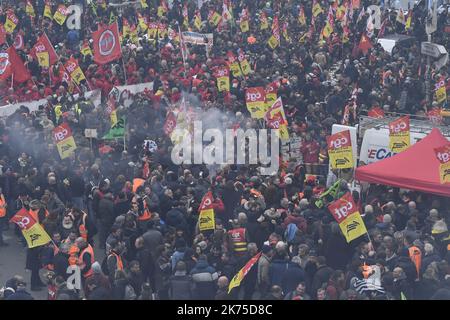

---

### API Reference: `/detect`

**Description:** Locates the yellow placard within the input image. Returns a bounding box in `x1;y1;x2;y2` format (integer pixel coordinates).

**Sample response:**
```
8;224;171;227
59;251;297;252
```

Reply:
265;93;277;108
81;45;92;56
199;209;215;231
436;86;447;104
70;67;86;85
57;136;77;159
209;12;222;27
439;162;450;184
260;18;268;30
313;3;324;17
217;76;230;92
148;27;158;39
53;10;67;25
240;20;249;32
140;0;148;9
36;51;50;68
338;211;367;243
4;19;17;34
157;6;166;17
22;223;52;248
240;59;251;75
230;62;242;77
194;15;202;30
389;132;410;153
44;5;53;19
328;146;354;169
322;22;333;38
268;35;279;49
247;102;267;119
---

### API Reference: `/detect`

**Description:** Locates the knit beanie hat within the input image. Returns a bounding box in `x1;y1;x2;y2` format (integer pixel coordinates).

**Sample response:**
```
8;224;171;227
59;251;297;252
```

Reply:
92;261;102;274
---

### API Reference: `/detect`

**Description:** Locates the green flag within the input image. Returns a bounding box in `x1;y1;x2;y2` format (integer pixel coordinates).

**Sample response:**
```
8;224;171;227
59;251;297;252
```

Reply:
315;179;342;208
103;117;125;139
109;11;116;24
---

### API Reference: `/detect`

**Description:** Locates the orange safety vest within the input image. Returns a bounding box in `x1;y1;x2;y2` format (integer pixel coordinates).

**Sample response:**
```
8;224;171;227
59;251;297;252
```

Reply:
29;208;49;224
78;213;88;241
132;178;145;193
137;197;152;221
408;246;422;280
79;244;95;278
228;228;247;255
0;194;6;218
109;251;124;271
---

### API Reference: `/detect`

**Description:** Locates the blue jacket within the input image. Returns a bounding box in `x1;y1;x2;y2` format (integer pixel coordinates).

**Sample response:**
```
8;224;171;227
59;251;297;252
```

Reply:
6;289;34;300
269;259;306;294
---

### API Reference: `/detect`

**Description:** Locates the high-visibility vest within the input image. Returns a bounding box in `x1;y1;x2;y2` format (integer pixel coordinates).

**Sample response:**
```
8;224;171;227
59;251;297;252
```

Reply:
138;198;152;221
132;178;145;193
109;251;124;271
408;246;422;279
79;244;95;278
228;228;247;255
0;194;6;217
79;213;88;241
29;208;49;224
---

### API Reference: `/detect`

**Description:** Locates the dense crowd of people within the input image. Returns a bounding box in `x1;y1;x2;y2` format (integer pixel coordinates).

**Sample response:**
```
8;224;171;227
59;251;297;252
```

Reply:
1;0;450;300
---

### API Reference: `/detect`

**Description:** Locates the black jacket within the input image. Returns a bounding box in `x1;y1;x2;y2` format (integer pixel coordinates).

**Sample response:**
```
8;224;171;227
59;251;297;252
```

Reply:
168;273;194;299
53;252;70;280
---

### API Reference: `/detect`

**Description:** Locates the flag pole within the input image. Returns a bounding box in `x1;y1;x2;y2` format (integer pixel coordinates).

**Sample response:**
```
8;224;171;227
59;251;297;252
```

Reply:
121;57;128;85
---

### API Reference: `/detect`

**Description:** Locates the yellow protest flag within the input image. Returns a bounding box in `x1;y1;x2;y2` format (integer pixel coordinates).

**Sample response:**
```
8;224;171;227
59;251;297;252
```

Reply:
327;130;354;169
141;0;149;9
194;13;202;30
199;208;215;231
389;116;410;153
228;252;261;293
313;1;324;17
209;11;222;27
10;209;52;249
229;62;242;77
26;1;36;17
268;35;279;49
338;211;367;242
239;59;251;76
53;5;68;26
44;4;53;19
36;52;50;68
240;19;249;33
57;136;77;159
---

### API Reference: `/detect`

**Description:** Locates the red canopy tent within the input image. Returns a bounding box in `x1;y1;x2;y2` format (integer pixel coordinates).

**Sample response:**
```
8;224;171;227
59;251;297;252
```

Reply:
355;128;450;197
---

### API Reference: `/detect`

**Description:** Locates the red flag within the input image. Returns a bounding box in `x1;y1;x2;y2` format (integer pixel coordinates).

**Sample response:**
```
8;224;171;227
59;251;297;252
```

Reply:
0;24;6;45
358;33;373;55
32;33;59;65
92;22;122;65
7;47;31;84
368;106;385;119
163;111;177;136
13;32;24;50
198;191;214;212
0;51;12;82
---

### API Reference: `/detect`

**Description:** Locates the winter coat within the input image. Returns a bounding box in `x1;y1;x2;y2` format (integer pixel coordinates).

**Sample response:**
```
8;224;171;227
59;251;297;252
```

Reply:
190;260;218;300
269;259;306;294
6;289;34;300
312;265;334;297
168;272;194;299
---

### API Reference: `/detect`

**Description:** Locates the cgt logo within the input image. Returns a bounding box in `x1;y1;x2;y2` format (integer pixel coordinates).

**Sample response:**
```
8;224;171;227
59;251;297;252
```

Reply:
66;62;77;73
16;216;31;229
437;151;450;163
334;201;353;220
99;30;116;56
54;128;69;142
246;88;264;102
389;121;407;134
329;136;348;149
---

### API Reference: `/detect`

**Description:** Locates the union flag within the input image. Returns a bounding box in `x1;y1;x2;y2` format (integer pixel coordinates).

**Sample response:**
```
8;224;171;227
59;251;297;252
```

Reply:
92;22;122;65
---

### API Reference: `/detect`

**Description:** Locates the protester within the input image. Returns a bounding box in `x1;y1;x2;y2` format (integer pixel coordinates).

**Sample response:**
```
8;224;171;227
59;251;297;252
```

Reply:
1;0;450;301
